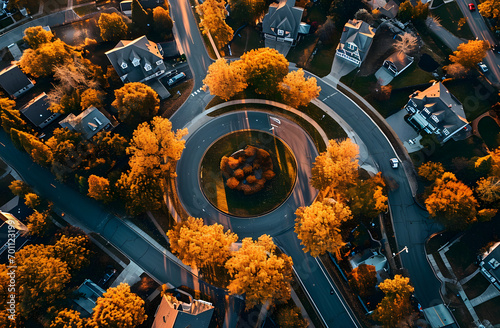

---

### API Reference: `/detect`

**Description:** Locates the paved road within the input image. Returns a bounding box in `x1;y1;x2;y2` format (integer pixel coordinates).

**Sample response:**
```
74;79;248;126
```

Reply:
426;16;464;50
0;130;243;327
456;0;500;84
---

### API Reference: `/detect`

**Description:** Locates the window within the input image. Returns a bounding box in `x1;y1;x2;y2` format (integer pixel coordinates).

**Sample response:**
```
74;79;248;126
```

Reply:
132;57;140;67
144;63;152;71
443;128;450;136
156;59;163;66
120;62;128;69
277;29;284;36
431;115;439;123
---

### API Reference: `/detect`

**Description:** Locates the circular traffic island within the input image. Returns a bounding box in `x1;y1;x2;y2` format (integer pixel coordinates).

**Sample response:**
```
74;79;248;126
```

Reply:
200;130;297;217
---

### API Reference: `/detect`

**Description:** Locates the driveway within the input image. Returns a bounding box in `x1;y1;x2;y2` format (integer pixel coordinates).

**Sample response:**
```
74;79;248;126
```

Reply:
386;109;419;144
325;56;358;84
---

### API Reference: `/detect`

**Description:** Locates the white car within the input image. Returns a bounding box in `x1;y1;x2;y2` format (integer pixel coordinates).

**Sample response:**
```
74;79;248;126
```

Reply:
390;158;399;169
478;62;488;73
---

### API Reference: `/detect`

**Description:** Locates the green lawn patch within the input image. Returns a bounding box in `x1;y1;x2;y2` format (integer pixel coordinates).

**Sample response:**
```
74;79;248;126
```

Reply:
431;2;474;40
462;273;490;299
447;241;478;278
443;78;499;121
287;34;318;66
73;4;98;16
229;25;263;57
478;116;500;150
474;294;500;325
308;40;339;77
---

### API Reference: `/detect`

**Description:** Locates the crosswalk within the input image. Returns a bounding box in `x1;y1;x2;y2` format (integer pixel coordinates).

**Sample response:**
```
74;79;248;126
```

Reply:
191;86;205;97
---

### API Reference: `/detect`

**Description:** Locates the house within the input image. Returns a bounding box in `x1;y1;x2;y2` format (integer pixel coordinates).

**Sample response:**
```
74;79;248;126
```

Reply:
262;0;304;56
349;249;389;282
404;82;472;143
336;19;376;67
73;279;106;317
479;241;500;291
375;51;414;85
151;290;214;328
0;200;30;258
379;0;399;19
0;64;35;98
120;0;164;16
106;36;170;99
20;93;61;129
59;106;113;140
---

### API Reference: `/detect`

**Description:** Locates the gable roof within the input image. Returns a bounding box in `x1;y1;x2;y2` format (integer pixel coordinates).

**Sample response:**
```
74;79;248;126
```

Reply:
0;64;34;97
20;93;61;128
59;106;112;140
105;36;166;83
406;82;471;142
151;294;214;328
338;19;376;64
262;0;304;41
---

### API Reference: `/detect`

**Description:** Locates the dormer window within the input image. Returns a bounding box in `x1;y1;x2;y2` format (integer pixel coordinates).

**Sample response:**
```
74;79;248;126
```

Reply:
120;62;128;69
144;63;152;71
277;29;284;36
132;57;140;67
156;59;163;66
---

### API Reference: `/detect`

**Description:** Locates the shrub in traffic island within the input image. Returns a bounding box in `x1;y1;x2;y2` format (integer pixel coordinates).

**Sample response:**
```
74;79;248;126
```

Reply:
220;145;276;195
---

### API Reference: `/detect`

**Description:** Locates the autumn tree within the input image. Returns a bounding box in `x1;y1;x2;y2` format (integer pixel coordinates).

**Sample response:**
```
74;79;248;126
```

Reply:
117;170;164;214
274;302;308;328
19;39;77;78
16;244;71;317
329;0;365;28
92;131;128;166
0;264;18;327
112;82;160;124
80;88;105;109
393;32;418;55
346;172;388;219
88;175;113;203
53;234;90;271
132;0;149;31
23;26;54;49
398;0;413;22
203;58;248;100
9;180;32;196
46;128;84;179
373;275;415;328
295;199;353;257
418;161;445;181
197;0;233;50
445;63;468;78
476;176;500;205
0;97;27;135
153;6;173;39
98;13;129;42
225;235;293;309
348;264;377;297
241;48;289;94
26;210;50;237
24;192;41;209
279;69;321;108
310;139;359;197
425;172;478;230
228;0;266;25
10;128;53;166
479;0;500;19
449;40;489;69
317;16;336;44
89;283;147;328
167;217;238;270
50;309;85;328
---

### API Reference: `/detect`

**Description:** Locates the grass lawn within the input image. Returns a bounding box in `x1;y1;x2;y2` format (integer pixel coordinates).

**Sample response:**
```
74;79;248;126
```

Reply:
462;273;490;299
478;116;500;149
229;26;263;57
431;1;474;40
73;3;98;16
443;78;499;121
308;40;339;77
474;295;500;325
446;241;477;278
287;34;318;67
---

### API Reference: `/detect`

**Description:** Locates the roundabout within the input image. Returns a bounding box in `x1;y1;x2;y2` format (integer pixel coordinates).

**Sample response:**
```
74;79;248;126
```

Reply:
176;109;319;239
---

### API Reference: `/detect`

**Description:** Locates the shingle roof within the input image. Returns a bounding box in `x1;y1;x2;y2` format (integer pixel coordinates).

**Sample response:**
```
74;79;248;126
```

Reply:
0;64;33;97
20;93;61;128
59;106;111;140
338;19;376;63
262;0;304;41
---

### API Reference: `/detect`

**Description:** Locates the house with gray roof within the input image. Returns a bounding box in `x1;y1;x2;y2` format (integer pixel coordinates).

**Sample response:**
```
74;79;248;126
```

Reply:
479;241;500;291
106;36;170;99
59;106;113;140
404;82;471;143
336;19;376;67
0;64;35;98
20;93;61;129
151;291;214;328
375;51;414;85
262;0;304;56
73;279;106;317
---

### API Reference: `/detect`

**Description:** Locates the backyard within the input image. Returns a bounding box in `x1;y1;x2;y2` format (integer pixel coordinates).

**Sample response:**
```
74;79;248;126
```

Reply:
477;116;500;150
431;1;474;40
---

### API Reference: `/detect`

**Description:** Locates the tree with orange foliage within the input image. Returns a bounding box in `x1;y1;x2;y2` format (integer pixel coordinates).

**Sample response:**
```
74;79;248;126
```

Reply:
26;210;50;237
228;0;266;24
449;40;489;69
346;172;387;219
19;39;76;78
50;309;85;328
311;139;359;197
98;12;129;42
196;0;233;50
425;172;478;230
225;235;293;309
418;161;445;181
167;217;238;270
240;48;289;94
203;58;248;100
373;275;415;328
348;264;377;297
295;199;352;257
89;283;147;328
23;26;54;49
476;176;500;205
279;69;321;108
112;82;160;124
88;175;113;203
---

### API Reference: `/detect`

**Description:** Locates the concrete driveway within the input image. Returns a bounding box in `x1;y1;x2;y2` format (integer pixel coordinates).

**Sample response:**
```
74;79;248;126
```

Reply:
324;56;358;85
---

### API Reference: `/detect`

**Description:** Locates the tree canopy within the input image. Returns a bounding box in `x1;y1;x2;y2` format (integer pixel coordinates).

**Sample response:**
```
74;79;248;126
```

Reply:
348;264;377;297
88;175;113;203
240;48;289;94
23;26;54;49
98;13;129;42
197;0;233;51
228;0;266;24
131;0;149;30
279;69;321;108
225;235;293;309
449;40;489;69
0;97;27;135
50;309;85;328
203;58;248;100
373;275;415;328
19;39;77;78
295;199;352;257
112;82;160;124
346;172;387;219
153;6;173;39
478;0;500;19
418;161;445;181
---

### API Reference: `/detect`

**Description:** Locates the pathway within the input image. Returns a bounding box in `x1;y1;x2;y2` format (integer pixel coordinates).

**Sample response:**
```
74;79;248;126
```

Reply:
470;284;500;307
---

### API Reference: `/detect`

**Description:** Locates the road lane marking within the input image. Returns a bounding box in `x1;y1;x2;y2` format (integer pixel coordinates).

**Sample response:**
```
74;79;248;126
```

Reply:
0;142;4;147
50;184;56;188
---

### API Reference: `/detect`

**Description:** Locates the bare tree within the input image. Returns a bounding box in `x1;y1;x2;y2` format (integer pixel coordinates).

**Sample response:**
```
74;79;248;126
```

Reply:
393;32;418;55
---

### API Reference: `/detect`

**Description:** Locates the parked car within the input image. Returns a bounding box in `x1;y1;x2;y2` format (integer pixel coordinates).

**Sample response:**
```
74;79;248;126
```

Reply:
478;62;489;73
469;3;475;11
390;158;399;169
167;72;186;86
